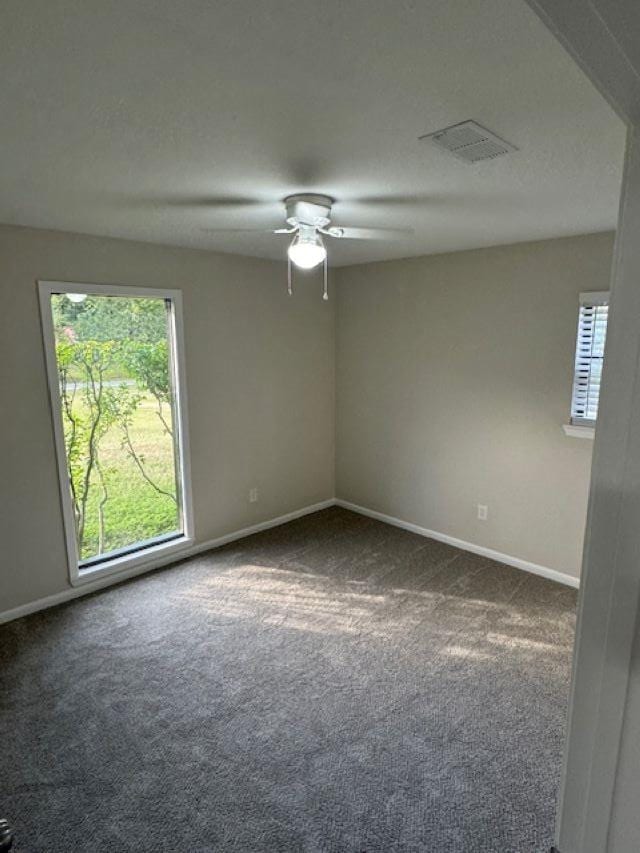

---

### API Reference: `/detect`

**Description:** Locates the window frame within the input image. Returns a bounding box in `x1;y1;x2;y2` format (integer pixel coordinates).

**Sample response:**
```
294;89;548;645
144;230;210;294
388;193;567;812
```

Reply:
568;290;610;432
38;280;194;587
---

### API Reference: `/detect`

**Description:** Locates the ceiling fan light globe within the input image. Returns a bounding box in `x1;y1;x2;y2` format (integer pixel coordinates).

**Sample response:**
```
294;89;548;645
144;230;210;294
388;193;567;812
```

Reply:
287;240;326;269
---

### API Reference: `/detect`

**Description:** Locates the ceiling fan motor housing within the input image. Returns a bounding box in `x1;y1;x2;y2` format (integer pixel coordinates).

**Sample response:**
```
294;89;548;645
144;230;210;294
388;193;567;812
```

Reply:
284;193;333;228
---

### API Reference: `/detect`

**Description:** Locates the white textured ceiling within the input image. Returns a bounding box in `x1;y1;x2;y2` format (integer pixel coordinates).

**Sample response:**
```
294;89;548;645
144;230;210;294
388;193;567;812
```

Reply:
0;0;626;265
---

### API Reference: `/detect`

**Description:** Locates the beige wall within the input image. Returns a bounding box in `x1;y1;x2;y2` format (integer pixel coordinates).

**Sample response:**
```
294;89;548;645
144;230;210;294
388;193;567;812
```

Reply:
0;226;613;616
336;233;614;579
0;225;335;613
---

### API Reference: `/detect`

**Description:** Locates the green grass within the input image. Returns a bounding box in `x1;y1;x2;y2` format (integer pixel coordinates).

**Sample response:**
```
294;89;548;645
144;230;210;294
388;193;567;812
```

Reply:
76;394;180;560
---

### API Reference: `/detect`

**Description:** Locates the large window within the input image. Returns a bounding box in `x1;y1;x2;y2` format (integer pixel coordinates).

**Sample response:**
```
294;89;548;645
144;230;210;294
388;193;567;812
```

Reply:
570;290;609;428
39;282;192;583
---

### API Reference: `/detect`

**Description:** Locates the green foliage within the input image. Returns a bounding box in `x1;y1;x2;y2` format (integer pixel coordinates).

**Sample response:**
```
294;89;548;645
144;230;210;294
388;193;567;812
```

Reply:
53;295;168;343
56;339;133;549
79;398;178;557
120;339;171;403
52;293;179;561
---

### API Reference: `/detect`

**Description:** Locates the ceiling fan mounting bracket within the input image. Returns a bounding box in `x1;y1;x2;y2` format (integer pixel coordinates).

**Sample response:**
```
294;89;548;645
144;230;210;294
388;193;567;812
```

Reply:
284;193;334;229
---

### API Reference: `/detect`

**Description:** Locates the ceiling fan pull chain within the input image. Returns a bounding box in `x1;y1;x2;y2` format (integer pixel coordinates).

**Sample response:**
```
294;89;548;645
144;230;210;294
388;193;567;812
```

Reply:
287;255;293;296
323;254;328;301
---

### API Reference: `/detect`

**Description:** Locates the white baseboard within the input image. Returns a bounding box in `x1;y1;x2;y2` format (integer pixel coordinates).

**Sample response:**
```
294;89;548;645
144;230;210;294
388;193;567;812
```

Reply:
335;499;580;589
1;495;579;625
0;499;336;625
187;499;336;557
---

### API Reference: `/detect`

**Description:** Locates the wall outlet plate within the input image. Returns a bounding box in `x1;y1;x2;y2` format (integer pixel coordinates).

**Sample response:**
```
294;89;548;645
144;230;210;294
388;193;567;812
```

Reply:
477;504;488;521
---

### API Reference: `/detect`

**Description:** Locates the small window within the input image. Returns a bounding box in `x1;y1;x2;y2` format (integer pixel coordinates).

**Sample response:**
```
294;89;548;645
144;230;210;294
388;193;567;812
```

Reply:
570;291;609;427
39;281;193;584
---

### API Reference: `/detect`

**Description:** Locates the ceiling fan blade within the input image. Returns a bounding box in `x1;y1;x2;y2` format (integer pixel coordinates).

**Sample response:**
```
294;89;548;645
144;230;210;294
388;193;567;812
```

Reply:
141;195;265;209
337;226;413;240
200;227;285;234
351;194;432;206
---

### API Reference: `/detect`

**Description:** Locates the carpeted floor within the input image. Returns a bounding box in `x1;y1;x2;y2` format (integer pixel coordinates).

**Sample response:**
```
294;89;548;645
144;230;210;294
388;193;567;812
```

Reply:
0;507;577;853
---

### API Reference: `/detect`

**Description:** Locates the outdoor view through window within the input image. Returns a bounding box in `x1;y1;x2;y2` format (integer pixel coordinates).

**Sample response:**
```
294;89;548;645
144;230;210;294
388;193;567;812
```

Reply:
49;292;183;565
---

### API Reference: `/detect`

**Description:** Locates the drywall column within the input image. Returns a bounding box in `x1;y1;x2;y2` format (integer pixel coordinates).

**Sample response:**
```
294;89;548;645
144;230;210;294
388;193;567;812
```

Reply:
521;4;640;849
555;131;640;852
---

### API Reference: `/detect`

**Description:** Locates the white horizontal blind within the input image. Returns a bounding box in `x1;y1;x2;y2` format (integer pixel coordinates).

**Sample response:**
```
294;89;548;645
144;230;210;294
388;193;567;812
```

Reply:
571;291;609;426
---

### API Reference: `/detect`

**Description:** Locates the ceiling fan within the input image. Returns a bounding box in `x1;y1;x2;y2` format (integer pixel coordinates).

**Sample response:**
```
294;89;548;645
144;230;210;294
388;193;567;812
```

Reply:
203;193;411;300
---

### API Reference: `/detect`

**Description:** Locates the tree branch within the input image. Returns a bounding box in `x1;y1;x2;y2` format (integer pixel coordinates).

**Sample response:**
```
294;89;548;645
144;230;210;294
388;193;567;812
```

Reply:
95;457;109;554
154;395;173;437
121;422;177;503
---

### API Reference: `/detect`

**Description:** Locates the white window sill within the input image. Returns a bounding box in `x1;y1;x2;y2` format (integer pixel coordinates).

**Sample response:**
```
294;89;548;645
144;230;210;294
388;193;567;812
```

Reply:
563;423;595;440
71;534;193;587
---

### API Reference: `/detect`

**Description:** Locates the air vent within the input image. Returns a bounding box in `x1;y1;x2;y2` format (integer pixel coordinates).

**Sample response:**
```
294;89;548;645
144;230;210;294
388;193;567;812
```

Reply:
420;120;517;163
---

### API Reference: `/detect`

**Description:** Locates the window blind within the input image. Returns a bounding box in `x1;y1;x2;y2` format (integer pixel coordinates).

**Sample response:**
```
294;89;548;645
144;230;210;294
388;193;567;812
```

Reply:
570;291;609;426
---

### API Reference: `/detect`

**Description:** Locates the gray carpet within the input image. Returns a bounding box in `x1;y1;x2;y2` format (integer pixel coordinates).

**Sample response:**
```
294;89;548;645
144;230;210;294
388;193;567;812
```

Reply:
0;507;577;852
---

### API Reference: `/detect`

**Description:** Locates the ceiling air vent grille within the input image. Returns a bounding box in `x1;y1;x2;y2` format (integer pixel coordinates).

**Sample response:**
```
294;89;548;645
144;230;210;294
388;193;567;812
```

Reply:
420;120;517;163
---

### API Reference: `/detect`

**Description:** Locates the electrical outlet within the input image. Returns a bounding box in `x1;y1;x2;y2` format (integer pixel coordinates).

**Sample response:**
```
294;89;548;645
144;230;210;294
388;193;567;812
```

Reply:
477;504;488;521
249;487;259;503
